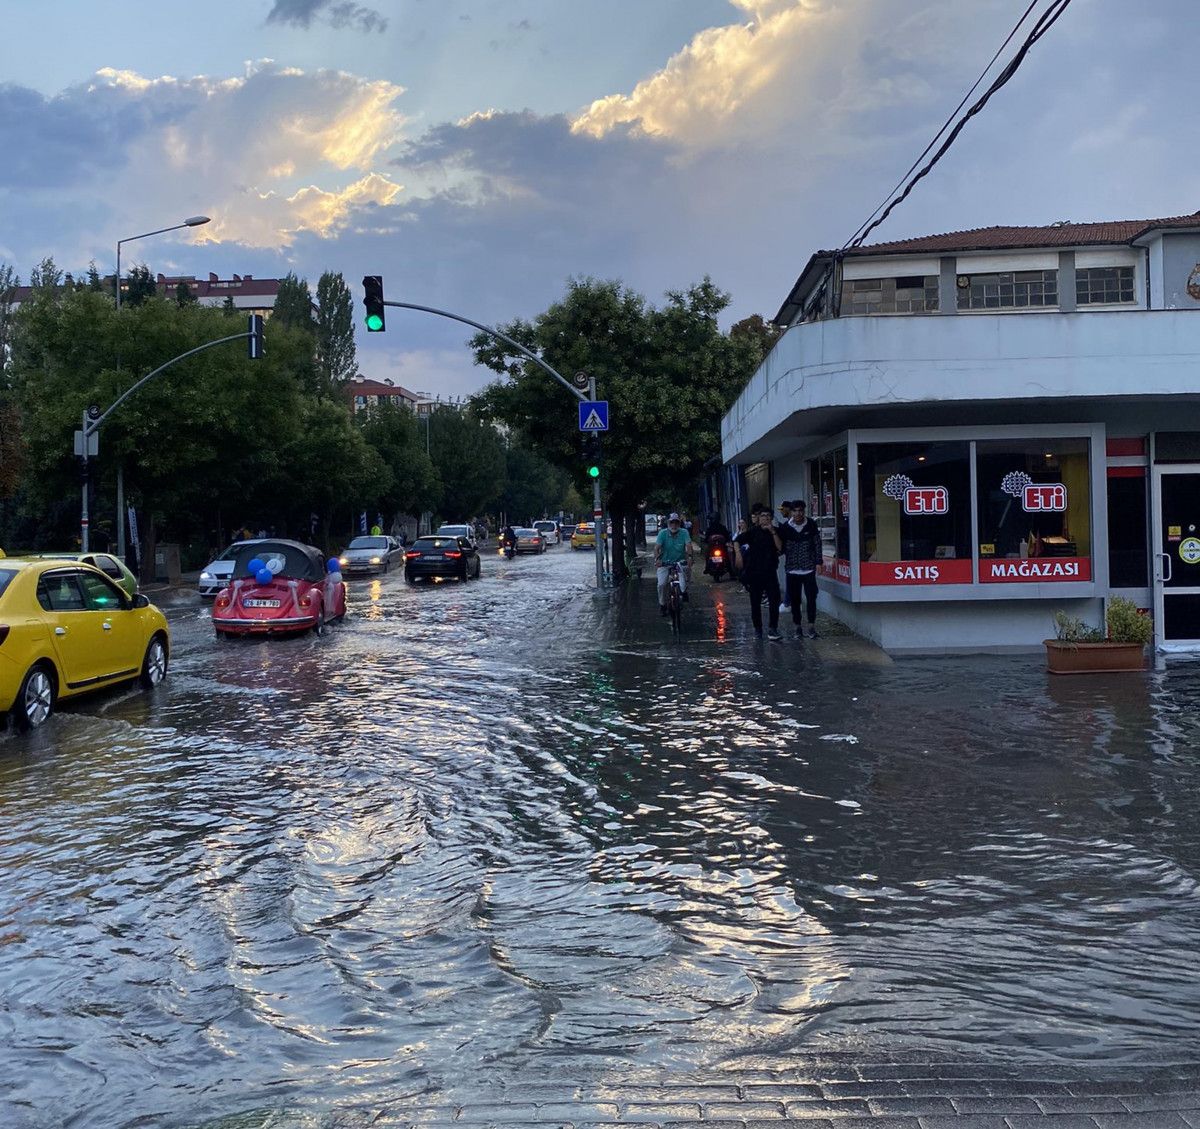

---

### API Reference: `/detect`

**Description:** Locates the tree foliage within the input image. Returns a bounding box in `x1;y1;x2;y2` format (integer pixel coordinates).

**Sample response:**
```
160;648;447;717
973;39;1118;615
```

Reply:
273;271;315;333
428;405;506;521
315;271;358;393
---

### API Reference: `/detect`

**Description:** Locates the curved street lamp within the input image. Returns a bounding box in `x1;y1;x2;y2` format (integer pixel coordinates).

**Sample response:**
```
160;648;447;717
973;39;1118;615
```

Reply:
115;215;211;310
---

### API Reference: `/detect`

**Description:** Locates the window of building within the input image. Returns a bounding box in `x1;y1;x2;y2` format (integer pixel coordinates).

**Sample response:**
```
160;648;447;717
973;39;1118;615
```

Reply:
1076;266;1135;305
858;442;972;583
1107;471;1149;587
956;270;1058;310
814;448;850;580
841;275;938;315
976;438;1092;582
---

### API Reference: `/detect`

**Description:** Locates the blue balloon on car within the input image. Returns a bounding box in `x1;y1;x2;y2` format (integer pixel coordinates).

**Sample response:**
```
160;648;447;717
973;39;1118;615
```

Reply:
248;557;266;575
327;558;340;573
256;567;274;585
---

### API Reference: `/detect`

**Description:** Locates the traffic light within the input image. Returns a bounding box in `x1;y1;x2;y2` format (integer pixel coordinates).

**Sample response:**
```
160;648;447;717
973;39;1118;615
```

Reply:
585;435;601;479
362;275;385;332
247;314;265;360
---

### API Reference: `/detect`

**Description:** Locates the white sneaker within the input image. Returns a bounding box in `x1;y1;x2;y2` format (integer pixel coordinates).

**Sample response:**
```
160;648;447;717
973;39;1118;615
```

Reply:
780;603;791;613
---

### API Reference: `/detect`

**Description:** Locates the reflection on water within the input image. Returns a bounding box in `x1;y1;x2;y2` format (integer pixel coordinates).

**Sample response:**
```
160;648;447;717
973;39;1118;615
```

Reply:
2;550;1200;1126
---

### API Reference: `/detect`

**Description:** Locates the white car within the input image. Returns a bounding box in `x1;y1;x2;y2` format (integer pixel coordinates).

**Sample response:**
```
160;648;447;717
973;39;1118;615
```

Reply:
338;535;405;576
436;524;477;548
533;520;560;545
198;539;265;598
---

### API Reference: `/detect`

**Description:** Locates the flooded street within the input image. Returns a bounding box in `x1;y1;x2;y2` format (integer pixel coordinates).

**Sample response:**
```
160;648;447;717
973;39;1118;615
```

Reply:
3;547;1200;1128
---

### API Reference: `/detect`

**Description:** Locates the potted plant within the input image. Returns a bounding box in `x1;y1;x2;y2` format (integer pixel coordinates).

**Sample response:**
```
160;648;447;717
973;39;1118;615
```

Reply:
1044;597;1152;674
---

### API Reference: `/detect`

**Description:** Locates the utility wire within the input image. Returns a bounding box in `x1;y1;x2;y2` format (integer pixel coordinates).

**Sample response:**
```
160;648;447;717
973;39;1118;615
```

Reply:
846;0;1074;250
842;0;1041;249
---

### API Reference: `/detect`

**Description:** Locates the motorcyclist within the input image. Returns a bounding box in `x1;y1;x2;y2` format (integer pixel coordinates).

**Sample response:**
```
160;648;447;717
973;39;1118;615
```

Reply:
703;514;731;543
501;524;517;556
702;513;732;580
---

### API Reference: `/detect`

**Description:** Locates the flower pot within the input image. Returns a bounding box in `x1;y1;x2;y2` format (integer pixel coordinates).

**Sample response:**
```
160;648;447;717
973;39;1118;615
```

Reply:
1043;639;1147;674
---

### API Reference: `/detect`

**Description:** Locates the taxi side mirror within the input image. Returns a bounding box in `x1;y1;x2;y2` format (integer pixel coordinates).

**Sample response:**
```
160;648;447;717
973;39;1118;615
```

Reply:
132;593;151;609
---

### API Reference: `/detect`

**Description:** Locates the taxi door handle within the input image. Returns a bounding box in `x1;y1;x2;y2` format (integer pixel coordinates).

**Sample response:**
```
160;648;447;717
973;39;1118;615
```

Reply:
55;627;67;636
102;623;112;631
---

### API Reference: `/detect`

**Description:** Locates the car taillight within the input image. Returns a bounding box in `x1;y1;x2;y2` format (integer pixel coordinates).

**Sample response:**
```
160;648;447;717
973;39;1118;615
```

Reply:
713;550;723;559
445;550;462;558
406;551;421;559
298;592;312;607
0;625;9;646
215;594;230;608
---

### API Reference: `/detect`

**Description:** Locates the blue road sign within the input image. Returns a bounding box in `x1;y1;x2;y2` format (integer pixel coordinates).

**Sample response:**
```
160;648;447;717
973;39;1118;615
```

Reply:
579;400;609;432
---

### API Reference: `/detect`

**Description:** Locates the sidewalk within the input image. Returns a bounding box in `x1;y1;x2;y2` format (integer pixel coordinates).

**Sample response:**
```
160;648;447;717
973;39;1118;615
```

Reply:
604;566;892;666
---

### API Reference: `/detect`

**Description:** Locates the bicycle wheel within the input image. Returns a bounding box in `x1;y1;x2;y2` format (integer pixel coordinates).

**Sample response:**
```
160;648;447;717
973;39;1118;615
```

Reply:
669;590;682;635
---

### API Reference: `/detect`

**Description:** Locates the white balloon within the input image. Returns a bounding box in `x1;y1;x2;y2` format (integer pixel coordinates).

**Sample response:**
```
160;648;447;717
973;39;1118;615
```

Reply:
266;556;285;574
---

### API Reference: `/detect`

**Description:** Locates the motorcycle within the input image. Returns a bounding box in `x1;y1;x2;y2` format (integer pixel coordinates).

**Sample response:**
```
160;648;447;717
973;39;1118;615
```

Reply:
498;534;516;560
704;535;731;582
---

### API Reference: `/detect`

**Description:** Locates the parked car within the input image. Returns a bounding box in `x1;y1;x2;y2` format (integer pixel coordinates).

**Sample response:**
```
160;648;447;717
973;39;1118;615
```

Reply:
212;540;346;637
571;522;605;550
436;524;476;547
338;535;405;576
1;557;169;731
29;552;139;600
199;539;264;598
561;524;577;540
533;520;560;545
405;535;482;583
645;515;660;535
511;528;545;554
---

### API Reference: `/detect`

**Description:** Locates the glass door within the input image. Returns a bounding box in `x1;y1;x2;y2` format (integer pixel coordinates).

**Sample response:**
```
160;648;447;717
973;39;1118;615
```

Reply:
1153;466;1200;649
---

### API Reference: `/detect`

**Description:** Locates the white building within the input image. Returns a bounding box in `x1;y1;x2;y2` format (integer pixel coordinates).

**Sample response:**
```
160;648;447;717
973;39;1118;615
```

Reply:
721;210;1200;654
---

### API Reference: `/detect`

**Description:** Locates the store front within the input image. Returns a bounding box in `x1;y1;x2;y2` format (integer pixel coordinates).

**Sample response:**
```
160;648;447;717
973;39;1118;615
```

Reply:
1153;462;1200;650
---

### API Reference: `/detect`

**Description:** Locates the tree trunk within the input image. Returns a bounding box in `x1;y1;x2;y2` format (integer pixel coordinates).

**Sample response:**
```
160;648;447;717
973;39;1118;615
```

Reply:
610;502;628;585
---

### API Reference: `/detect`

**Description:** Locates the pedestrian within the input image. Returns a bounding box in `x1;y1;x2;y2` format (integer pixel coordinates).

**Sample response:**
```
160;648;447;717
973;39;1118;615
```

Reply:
778;500;822;639
775;500;794;613
733;504;783;641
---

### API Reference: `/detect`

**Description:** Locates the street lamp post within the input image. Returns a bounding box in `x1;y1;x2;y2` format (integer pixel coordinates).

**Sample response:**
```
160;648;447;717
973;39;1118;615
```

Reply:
111;214;210;562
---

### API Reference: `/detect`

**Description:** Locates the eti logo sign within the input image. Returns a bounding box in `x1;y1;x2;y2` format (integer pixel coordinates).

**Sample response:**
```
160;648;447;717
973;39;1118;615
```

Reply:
1023;483;1067;512
903;486;949;515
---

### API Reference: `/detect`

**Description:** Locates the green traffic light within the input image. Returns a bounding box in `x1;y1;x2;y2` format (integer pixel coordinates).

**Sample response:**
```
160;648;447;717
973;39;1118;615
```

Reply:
588;465;600;478
365;313;384;332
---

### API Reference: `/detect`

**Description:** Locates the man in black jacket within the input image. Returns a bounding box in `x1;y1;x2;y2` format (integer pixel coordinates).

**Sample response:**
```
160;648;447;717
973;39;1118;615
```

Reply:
734;504;784;640
778;500;822;638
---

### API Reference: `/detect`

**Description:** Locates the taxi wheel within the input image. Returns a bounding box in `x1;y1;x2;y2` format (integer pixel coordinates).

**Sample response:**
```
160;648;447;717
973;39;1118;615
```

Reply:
139;635;169;690
15;663;56;731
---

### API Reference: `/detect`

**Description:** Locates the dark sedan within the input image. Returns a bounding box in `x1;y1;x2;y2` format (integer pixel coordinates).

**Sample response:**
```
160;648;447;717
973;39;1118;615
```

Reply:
404;536;482;583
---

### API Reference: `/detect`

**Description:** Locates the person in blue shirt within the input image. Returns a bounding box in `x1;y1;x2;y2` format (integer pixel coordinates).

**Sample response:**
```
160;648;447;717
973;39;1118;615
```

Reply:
654;513;694;616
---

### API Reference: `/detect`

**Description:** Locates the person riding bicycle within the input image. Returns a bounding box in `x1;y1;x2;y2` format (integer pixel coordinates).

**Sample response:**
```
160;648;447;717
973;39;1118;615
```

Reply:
654;513;693;616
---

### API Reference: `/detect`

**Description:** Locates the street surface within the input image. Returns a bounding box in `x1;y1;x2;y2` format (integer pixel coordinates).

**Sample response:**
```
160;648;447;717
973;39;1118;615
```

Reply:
3;548;1200;1127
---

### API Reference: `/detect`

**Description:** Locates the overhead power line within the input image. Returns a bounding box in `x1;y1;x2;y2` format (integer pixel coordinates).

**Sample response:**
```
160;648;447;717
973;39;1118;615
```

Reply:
845;0;1074;251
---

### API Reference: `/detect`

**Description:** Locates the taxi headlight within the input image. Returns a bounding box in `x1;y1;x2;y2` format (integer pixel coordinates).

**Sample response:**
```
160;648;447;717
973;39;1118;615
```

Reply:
370;556;382;564
200;571;214;580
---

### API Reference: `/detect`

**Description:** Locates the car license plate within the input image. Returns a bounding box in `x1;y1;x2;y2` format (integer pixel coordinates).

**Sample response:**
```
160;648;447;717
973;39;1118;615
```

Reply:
244;598;281;608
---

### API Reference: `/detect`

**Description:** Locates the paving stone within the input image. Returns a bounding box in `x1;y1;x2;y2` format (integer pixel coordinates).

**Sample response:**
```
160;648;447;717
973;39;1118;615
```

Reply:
1036;1098;1130;1115
824;1082;911;1099
901;1081;996;1097
780;1099;873;1117
810;1118;922;1129
702;1102;787;1120
581;1086;743;1104
741;1085;837;1101
1179;1114;1200;1129
454;1105;541;1123
951;1098;1044;1115
618;1101;703;1122
868;1099;958;1117
530;1103;620;1122
1091;1115;1192;1129
919;1118;1009;1129
1005;1117;1101;1129
1120;1096;1200;1114
982;1083;1073;1099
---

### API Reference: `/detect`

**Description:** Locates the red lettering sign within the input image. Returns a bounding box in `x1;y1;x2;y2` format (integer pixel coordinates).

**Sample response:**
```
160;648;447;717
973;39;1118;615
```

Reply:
860;559;973;586
1022;483;1067;512
979;557;1091;583
819;558;852;583
903;485;949;515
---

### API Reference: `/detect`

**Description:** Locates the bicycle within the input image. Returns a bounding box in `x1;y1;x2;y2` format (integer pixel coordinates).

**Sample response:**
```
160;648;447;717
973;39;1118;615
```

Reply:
665;562;684;636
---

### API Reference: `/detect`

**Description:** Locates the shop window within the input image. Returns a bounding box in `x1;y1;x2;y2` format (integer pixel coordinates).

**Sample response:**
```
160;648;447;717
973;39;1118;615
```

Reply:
956;270;1057;310
858;442;972;584
1107;472;1149;587
814;449;850;582
840;275;939;315
1077;266;1135;305
976;439;1092;582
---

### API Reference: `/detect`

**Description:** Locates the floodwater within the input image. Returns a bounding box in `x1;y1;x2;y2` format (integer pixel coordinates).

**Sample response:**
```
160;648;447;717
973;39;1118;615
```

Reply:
3;547;1200;1127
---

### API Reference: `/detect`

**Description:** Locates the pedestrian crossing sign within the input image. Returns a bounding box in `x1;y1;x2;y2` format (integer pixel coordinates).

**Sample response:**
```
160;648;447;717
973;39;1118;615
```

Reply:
578;400;609;432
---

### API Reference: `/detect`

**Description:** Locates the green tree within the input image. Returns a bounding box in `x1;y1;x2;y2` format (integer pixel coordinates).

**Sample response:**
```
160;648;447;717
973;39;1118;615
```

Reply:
315;271;357;392
472;276;765;581
428;404;506;522
502;439;570;525
273;272;314;332
175;281;197;307
221;295;236;316
0;263;18;383
85;262;104;293
123;264;157;307
358;401;441;522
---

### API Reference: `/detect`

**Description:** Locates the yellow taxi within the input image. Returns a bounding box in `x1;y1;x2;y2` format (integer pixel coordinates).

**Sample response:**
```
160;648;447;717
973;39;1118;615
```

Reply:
0;555;170;731
570;522;606;550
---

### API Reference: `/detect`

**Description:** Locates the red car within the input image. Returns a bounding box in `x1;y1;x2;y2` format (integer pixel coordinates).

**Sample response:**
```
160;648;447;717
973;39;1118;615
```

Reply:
212;540;347;637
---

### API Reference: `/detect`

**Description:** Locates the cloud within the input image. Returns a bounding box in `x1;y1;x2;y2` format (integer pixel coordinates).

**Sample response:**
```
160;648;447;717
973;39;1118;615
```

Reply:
0;63;408;251
265;0;387;34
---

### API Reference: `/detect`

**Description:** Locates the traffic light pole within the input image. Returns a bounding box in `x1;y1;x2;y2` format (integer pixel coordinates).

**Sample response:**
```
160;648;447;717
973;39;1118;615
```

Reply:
78;325;259;552
380;299;607;591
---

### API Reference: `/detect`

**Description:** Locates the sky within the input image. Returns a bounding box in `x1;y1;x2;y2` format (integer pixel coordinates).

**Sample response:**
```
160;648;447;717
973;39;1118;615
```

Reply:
1;0;1194;398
